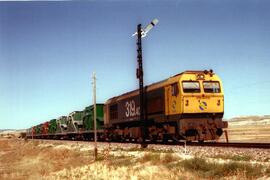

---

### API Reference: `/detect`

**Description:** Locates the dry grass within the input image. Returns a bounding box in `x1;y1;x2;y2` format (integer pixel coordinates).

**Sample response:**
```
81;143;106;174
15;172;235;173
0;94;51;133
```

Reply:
178;156;265;179
0;138;93;179
1;138;269;180
211;154;252;161
47;154;269;180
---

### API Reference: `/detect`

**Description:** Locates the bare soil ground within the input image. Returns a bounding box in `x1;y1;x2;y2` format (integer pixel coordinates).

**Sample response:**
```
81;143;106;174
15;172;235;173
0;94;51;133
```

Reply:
219;116;270;143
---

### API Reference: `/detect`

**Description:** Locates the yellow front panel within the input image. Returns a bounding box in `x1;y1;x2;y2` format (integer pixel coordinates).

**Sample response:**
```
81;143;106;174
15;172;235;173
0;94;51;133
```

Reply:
203;96;224;113
182;95;223;113
180;72;224;114
183;96;200;113
163;70;224;116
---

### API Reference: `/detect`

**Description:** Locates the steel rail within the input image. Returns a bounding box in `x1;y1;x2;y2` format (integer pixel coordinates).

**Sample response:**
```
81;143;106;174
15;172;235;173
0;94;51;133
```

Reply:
26;138;270;149
184;142;270;149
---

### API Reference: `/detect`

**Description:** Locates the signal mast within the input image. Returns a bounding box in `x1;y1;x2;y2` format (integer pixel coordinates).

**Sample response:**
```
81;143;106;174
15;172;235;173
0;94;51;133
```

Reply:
132;18;159;148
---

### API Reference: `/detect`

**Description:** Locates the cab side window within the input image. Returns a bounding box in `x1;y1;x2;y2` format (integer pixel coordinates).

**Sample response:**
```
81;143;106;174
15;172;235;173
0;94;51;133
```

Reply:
171;83;179;96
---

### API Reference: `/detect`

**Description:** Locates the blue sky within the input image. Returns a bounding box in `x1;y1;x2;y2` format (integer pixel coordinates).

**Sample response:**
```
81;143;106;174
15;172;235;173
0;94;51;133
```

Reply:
0;0;269;129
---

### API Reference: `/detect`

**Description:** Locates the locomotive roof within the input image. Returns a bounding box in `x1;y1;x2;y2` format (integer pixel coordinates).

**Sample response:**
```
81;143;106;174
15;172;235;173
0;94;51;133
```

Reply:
173;70;215;77
85;103;104;108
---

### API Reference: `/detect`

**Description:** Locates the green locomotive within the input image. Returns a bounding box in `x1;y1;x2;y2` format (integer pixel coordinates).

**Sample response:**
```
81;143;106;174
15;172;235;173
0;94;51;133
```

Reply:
27;104;104;139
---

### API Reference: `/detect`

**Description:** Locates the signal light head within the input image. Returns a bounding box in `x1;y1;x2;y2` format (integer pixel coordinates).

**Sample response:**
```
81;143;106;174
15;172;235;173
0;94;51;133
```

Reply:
197;74;205;80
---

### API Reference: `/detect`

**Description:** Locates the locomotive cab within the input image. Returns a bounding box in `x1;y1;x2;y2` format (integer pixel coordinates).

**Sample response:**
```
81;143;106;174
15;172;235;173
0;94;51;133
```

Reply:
176;70;226;141
67;111;84;132
56;116;68;133
163;70;226;141
180;71;224;115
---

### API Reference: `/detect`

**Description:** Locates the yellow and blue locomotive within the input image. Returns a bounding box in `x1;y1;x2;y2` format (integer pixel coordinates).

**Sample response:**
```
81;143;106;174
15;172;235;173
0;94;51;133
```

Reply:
104;70;227;142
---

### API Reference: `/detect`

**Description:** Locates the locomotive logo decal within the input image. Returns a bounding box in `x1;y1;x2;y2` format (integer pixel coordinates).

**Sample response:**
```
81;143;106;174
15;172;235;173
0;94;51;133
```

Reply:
199;101;207;111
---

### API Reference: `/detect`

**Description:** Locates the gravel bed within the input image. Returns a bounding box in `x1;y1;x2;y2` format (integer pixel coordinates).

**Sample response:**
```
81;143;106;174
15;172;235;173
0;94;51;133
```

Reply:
33;139;270;163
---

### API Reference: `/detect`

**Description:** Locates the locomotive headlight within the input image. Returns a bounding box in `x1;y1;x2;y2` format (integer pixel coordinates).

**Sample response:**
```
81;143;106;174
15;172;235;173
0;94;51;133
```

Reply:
197;74;205;80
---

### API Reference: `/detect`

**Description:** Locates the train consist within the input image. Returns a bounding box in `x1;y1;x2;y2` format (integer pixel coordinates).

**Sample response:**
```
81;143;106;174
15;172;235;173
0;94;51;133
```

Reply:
26;70;228;142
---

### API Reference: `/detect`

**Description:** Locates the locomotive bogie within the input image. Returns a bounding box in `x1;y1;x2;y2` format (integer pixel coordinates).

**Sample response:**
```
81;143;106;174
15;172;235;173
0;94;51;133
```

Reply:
178;118;226;142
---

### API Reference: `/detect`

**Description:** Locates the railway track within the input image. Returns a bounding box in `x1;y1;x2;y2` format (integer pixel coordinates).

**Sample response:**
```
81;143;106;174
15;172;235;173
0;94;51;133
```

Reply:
27;138;270;149
183;142;270;149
